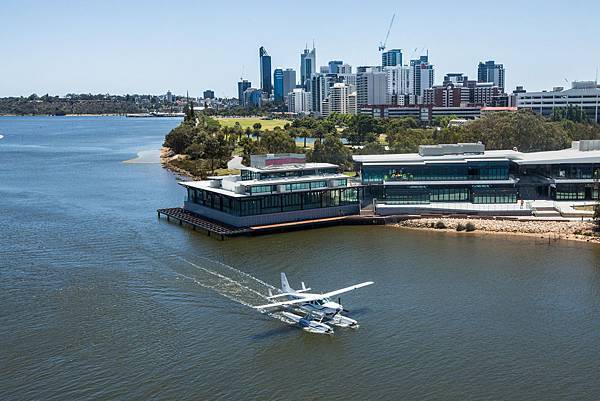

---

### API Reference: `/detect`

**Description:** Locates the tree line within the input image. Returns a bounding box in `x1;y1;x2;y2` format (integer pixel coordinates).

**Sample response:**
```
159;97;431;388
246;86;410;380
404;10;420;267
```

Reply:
163;105;600;178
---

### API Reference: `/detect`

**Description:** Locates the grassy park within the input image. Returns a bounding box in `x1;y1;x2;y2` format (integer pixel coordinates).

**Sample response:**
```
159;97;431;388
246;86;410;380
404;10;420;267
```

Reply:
216;117;289;130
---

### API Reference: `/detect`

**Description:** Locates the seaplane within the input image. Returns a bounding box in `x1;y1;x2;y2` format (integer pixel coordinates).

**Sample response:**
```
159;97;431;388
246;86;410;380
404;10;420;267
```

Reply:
254;273;373;334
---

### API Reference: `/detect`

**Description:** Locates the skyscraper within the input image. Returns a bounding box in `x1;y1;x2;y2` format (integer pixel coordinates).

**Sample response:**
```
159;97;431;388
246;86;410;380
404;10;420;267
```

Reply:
386;65;410;104
203;90;215;99
382;49;403;67
328;60;343;74
282;69;296;101
237;80;251;105
357;69;388;106
259;46;272;95
409;55;434;100
300;46;316;90
477;60;505;93
273;68;284;102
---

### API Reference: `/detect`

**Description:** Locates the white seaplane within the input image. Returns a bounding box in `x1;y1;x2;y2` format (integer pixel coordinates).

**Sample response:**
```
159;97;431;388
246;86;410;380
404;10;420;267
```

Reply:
254;273;373;334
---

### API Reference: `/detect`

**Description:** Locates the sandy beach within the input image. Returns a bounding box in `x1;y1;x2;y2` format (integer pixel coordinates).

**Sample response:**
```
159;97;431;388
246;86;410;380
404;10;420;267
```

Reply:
396;217;600;244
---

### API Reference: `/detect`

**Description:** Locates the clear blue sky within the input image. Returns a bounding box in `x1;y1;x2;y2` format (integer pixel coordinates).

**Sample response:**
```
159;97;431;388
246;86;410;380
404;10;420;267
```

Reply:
1;0;599;97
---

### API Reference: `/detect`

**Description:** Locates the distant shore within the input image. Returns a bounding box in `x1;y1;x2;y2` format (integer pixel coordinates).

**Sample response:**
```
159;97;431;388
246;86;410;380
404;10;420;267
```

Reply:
395;217;600;244
0;113;122;117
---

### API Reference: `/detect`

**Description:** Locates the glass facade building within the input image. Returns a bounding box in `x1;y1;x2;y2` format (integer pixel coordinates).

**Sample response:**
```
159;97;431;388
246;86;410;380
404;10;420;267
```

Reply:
273;69;284;103
354;142;600;206
181;154;360;227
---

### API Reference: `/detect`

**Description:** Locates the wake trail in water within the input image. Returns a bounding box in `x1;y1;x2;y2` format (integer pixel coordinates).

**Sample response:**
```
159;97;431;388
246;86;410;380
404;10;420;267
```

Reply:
172;255;293;324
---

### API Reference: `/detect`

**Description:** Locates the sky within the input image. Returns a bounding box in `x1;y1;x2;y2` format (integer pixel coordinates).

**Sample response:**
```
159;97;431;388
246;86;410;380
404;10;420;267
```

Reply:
1;0;599;98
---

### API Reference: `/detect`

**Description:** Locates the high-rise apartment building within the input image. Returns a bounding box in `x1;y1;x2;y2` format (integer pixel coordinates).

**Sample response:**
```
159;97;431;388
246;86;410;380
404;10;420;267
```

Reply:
382;49;403;67
477;60;505;93
386;65;410;105
259;46;272;95
203;90;215;99
409;55;434;101
338;64;352;74
287;88;311;114
357;69;388;106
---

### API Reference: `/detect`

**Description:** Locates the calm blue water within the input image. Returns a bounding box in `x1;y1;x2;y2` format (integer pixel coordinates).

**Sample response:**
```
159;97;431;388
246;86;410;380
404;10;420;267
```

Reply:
1;116;600;400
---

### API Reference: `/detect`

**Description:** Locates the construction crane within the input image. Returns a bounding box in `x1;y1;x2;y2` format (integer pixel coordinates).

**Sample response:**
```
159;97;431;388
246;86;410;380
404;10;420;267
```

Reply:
378;14;396;52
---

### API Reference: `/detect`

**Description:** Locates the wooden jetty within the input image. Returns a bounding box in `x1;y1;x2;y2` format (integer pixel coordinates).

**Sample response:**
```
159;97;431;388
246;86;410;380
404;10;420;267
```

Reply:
157;208;251;240
157;207;419;240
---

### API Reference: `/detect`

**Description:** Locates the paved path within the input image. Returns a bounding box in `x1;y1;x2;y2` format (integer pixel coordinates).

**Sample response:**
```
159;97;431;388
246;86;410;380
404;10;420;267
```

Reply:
227;155;244;169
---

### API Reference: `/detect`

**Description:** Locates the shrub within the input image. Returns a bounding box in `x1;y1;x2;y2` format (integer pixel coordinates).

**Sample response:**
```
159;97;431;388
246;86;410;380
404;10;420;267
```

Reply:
434;221;446;229
456;223;466;231
429;222;435;228
465;222;476;232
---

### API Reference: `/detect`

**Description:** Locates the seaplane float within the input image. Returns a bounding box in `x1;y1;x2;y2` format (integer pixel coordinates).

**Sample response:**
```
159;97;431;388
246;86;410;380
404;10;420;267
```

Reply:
254;273;373;335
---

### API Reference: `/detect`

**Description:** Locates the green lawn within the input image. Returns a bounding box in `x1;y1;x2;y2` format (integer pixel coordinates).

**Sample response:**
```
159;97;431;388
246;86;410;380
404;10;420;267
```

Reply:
216;117;289;130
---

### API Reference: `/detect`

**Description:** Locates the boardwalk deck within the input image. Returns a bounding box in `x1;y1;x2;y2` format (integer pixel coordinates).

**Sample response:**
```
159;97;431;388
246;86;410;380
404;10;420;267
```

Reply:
157;208;251;239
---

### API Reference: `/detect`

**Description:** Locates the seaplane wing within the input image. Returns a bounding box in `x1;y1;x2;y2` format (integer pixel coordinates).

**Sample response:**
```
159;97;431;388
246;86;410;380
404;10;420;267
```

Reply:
254;294;324;310
320;281;374;298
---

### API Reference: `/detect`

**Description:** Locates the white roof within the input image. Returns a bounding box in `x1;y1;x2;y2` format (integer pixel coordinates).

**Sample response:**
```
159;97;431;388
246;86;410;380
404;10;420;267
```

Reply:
241;162;338;173
353;144;600;166
353;150;517;164
239;173;347;187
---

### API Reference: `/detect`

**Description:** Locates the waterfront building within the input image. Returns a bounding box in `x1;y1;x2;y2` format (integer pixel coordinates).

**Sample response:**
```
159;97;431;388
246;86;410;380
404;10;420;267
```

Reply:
516;81;600;123
237;80;251;105
259;46;272;95
273;68;284;102
166;91;173;103
382;49;403;67
282;68;296;102
300;46;317;90
287;88;311;114
328;60;343;74
477;60;505;93
203;90;215;99
357;69;388;106
353;140;600;212
180;153;360;227
409;55;434;101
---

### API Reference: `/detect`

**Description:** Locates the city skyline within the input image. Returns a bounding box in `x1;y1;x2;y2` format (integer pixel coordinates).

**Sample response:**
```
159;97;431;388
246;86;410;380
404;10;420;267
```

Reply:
1;0;600;97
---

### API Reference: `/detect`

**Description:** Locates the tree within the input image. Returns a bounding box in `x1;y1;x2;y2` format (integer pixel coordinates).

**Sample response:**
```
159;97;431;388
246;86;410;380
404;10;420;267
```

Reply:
356;141;386;155
308;133;350;167
163;123;194;154
261;129;297;153
239;137;267;165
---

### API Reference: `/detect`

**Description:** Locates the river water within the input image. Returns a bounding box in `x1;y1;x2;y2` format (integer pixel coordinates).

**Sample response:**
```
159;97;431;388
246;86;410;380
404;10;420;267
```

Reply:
1;116;600;400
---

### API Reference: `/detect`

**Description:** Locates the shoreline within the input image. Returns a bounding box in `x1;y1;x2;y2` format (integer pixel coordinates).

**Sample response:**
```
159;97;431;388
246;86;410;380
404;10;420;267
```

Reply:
394;217;600;244
159;147;198;179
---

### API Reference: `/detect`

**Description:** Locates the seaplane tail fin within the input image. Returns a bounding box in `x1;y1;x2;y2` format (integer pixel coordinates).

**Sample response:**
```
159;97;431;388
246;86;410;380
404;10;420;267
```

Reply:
268;289;273;297
281;272;293;293
301;282;307;290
